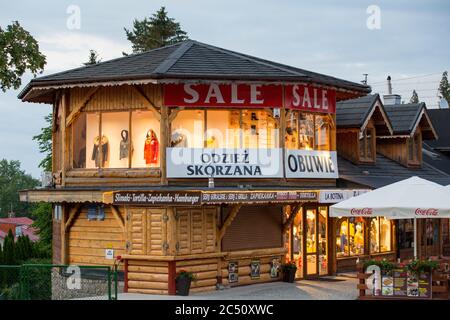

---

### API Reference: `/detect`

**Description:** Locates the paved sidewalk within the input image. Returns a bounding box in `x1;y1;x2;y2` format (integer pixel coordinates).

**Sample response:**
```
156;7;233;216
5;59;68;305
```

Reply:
118;275;358;300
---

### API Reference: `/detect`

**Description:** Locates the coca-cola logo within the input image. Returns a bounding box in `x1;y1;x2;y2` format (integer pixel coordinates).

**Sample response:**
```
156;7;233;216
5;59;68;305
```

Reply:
350;208;373;216
414;208;439;216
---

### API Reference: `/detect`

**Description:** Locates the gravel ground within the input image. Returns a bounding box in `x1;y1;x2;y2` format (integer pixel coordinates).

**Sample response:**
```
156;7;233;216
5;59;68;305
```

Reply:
118;275;358;300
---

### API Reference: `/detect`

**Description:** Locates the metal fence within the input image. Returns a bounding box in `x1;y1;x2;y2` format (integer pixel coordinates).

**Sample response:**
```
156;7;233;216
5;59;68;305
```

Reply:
0;264;120;300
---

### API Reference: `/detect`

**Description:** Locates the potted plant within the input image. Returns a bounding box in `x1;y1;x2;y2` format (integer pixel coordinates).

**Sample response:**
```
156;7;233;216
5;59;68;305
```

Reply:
406;259;438;276
175;270;197;296
281;260;297;283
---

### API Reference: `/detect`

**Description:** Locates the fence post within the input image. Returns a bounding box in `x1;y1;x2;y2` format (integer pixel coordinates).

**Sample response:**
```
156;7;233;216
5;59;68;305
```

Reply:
107;267;112;300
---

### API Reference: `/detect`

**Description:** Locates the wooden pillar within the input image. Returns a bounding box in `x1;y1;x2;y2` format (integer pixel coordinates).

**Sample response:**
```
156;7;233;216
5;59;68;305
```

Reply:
160;103;168;185
60;92;67;187
168;261;176;295
60;204;68;264
123;259;129;293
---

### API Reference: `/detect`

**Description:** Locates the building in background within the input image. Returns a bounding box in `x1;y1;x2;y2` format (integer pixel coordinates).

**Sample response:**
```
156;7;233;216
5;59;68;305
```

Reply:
0;217;39;245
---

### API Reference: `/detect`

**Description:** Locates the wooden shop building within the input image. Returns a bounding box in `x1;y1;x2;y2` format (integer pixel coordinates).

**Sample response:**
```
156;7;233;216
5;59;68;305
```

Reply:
18;39;413;295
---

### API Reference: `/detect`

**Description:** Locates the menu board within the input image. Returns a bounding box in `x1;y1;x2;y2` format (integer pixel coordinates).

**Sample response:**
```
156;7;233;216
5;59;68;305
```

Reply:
381;267;432;299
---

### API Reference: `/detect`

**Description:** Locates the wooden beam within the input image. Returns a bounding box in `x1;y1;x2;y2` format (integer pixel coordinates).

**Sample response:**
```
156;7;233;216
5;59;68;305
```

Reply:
110;205;125;231
168;107;184;123
217;205;242;243
132;85;161;121
282;203;302;233
66;87;99;126
64;204;83;232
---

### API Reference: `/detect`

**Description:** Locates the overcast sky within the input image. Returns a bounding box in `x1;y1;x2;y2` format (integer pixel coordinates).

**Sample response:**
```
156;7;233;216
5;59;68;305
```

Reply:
1;0;449;177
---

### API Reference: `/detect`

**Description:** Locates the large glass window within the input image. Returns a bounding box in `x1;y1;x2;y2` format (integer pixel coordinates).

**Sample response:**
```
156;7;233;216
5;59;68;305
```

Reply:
171;109;279;149
72;110;160;169
443;219;450;249
285;111;333;151
336;217;365;257
370;217;392;253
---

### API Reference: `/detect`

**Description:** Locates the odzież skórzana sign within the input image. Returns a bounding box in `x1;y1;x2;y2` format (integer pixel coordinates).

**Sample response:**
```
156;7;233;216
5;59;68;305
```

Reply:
113;191;202;206
201;191;317;203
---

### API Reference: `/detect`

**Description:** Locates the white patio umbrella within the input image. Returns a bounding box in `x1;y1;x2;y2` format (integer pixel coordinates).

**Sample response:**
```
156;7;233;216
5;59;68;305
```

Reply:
330;176;450;258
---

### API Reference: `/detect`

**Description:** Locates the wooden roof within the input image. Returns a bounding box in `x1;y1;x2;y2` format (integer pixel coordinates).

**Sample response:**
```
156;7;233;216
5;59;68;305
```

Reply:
19;40;370;103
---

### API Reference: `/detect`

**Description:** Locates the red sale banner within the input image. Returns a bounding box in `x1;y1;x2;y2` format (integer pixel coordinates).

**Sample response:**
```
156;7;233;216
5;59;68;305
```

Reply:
164;83;282;108
284;85;336;114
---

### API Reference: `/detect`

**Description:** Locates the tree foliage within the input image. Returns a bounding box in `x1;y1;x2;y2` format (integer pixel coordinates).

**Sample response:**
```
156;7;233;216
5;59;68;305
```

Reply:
410;89;419;103
0;21;46;91
439;71;450;105
84;49;101;66
32;113;52;172
0;159;39;217
124;6;188;53
31;202;52;256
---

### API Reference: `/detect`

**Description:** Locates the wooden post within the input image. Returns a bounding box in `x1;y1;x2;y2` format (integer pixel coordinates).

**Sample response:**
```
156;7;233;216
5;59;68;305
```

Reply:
168;261;176;295
60;93;67;187
282;203;302;233
166;207;177;255
160;103;168;185
217;205;242;244
60;204;67;264
123;259;129;293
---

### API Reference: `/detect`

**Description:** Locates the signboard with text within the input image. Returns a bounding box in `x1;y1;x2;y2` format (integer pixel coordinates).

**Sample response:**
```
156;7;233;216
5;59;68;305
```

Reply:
163;83;336;114
285;150;339;179
166;148;283;178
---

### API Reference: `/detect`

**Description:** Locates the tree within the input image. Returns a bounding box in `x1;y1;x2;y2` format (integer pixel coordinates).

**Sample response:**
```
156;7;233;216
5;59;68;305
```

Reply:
2;230;15;265
410;90;419;103
0;21;46;91
84;49;101;66
31;202;52;257
0;159;39;217
32;114;52;172
124;6;188;53
439;71;450;105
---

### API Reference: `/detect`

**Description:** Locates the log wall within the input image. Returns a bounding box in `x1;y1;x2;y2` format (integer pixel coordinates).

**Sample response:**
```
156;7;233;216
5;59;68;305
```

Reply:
68;206;125;266
127;259;169;295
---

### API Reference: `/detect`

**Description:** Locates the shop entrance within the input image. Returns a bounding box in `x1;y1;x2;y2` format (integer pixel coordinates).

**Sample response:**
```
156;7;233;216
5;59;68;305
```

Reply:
420;219;440;258
290;205;329;279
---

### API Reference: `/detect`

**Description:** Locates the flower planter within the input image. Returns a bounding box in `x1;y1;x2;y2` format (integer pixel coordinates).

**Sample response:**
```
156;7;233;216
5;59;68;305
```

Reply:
282;268;297;283
176;277;192;296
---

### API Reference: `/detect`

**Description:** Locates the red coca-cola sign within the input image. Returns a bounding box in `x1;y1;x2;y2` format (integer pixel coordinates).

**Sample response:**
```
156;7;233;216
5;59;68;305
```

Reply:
350;208;373;216
414;208;439;216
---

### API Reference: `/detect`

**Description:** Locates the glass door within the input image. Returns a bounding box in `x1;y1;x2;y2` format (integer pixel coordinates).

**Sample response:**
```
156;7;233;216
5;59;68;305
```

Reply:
318;207;328;275
305;208;318;276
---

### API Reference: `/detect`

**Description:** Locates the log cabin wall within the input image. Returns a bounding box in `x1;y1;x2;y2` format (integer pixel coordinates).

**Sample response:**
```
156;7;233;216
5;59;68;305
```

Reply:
377;137;408;166
67;205;126;267
126;259;169;295
336;129;359;164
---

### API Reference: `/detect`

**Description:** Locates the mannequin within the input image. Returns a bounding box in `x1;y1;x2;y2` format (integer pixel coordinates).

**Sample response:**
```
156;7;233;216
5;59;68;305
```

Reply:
354;224;364;254
144;129;159;165
119;130;133;160
91;135;109;167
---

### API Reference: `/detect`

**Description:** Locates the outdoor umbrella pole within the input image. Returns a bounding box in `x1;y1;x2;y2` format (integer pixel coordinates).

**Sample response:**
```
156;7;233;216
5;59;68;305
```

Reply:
414;218;418;259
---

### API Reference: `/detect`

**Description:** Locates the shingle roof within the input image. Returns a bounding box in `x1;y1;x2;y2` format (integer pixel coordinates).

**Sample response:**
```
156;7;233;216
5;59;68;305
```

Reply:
336;94;378;128
422;142;450;175
384;103;425;135
19;40;370;100
338;153;450;188
425;109;450;150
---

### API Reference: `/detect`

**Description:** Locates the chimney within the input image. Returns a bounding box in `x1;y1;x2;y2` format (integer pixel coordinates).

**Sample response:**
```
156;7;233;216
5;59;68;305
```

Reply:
383;75;401;105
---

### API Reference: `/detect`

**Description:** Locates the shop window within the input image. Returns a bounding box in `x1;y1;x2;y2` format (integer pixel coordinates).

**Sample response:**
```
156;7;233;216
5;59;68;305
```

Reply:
336;217;365;257
71;110;160;169
359;127;375;162
314;114;332;151
131;110;160;168
407;132;421;164
171;110;205;148
398;219;414;249
292;209;303;279
171;109;279;149
370;217;392;253
285;111;333;151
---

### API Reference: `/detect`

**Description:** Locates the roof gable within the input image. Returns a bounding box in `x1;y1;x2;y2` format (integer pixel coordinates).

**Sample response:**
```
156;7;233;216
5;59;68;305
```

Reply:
425;109;450;150
336;94;392;135
384;103;437;139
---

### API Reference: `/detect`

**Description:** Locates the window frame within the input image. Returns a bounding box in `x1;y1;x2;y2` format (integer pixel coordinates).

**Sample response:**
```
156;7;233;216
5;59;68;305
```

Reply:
369;217;394;254
285;110;335;151
359;126;376;163
71;109;160;170
335;217;366;258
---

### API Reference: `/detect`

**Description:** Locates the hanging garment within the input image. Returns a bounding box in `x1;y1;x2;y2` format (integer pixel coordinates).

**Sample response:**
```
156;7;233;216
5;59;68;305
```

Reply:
119;130;133;160
144;132;159;164
91;135;109;167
